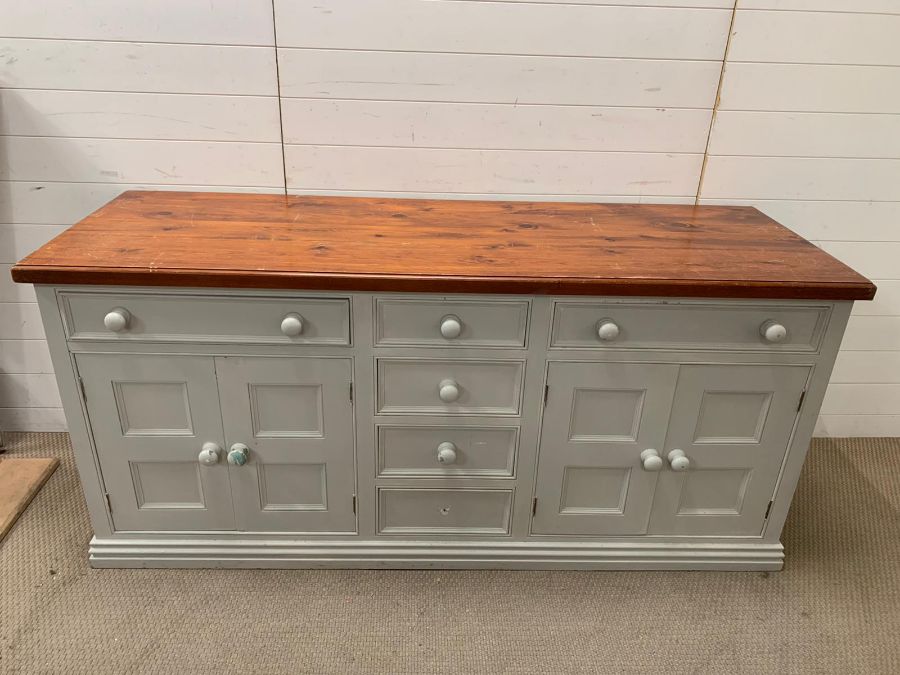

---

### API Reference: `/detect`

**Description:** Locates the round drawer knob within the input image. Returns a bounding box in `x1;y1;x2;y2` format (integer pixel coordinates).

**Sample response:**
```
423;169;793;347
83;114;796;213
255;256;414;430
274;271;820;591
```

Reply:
198;442;222;466
281;313;304;337
437;442;458;465
668;449;690;472
760;320;787;343
438;379;460;403
640;448;663;472
440;314;462;339
227;443;250;466
103;307;131;332
597;319;620;342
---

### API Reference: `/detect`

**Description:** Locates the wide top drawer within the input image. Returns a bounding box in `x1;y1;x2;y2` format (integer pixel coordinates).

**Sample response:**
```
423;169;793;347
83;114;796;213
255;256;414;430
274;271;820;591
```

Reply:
60;291;350;344
550;301;830;352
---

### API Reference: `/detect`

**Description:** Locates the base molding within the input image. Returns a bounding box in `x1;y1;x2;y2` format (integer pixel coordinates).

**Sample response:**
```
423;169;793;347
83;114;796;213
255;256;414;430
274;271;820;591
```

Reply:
89;536;785;570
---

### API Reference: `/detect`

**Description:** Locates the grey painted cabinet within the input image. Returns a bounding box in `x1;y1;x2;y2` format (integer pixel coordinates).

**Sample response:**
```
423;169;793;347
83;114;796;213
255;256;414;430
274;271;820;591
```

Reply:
37;288;852;570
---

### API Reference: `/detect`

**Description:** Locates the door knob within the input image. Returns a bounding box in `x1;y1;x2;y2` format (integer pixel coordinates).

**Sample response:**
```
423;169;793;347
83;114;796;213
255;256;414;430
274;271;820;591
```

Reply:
640;448;663;471
596;319;620;341
760;320;787;343
668;449;690;472
104;307;131;332
227;443;250;466
437;442;458;465
198;442;222;466
440;314;462;339
438;379;460;403
281;313;304;336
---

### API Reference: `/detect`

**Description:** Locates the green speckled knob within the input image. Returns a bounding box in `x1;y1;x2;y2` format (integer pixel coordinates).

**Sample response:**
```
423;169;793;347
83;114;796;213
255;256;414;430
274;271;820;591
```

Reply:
227;443;250;466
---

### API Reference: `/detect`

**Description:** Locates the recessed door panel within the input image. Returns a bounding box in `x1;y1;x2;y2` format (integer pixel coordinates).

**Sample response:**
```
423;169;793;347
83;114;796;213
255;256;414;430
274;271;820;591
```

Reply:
649;364;809;536
76;353;234;532
216;356;356;533
532;362;679;536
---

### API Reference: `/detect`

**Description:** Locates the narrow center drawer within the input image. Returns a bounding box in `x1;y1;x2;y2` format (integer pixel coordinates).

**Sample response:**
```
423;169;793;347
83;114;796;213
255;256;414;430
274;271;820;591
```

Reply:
376;358;525;415
375;297;529;347
377;488;513;535
377;425;519;478
60;291;350;344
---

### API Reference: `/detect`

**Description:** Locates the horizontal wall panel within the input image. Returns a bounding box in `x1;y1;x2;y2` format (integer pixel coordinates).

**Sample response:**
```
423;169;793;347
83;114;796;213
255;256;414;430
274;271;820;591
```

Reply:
277;49;722;108
0;39;277;95
718;63;900;113
281;99;713;153
700;156;900;201
852;281;900;316
832;352;900;384
274;1;731;60
0;182;284;225
841;316;900;351
740;1;900;15
815;415;900;437
821;384;900;416
0;268;35;302
286;188;697;204
0;137;284;187
0;303;44;340
729;10;900;66
475;1;733;6
0;374;61;408
0;224;68;263
0;408;67;432
0;340;54;374
817;242;900;280
709;111;900;158
698;199;900;242
1;0;274;45
284;146;703;196
0;90;281;142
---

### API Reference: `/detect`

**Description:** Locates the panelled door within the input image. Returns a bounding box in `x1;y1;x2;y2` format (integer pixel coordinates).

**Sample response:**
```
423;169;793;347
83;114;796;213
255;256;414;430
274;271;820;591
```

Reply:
76;354;234;532
648;364;810;536
216;356;357;532
532;362;679;535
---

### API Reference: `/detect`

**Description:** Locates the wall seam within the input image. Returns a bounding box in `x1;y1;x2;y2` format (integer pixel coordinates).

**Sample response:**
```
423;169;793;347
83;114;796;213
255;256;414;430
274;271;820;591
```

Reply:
271;0;288;196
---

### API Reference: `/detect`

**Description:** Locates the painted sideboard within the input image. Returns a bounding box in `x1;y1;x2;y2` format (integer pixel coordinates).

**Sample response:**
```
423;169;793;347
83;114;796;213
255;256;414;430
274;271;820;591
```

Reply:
12;191;876;570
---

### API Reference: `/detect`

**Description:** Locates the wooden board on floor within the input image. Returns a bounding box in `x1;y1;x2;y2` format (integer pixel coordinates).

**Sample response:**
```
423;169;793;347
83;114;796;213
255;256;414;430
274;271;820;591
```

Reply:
0;458;59;542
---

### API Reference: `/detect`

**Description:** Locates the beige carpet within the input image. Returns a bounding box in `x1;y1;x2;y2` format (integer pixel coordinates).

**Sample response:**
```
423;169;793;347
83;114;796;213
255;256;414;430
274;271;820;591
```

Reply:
0;433;897;674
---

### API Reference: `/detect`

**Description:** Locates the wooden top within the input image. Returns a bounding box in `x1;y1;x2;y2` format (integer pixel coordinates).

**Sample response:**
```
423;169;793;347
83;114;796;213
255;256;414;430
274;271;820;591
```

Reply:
12;190;875;300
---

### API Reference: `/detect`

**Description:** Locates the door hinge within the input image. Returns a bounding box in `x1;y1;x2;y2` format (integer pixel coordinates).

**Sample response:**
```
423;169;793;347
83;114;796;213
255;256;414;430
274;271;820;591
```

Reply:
532;497;538;516
352;494;357;514
104;492;112;513
78;377;87;401
764;500;774;520
543;384;549;406
797;389;807;411
349;381;354;402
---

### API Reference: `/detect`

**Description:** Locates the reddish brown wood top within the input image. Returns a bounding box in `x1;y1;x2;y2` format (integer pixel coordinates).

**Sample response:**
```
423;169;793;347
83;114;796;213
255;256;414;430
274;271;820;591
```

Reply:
11;190;876;300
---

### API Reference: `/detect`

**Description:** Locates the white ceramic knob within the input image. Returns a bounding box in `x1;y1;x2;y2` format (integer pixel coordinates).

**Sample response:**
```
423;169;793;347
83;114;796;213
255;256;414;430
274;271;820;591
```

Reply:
440;314;462;339
640;448;663;472
227;443;250;466
668;449;690;472
760;320;787;343
281;313;304;337
103;307;131;332
438;379;460;403
597;319;620;342
198;442;222;466
437;442;458;465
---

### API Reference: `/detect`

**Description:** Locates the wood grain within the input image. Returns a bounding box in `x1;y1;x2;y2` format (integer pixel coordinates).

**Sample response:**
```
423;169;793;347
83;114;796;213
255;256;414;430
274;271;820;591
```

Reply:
0;458;59;542
11;190;876;300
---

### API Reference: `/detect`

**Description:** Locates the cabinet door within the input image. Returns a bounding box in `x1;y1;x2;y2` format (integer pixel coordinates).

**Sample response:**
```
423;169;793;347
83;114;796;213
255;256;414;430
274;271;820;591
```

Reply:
649;364;809;536
76;354;234;531
216;356;356;533
532;362;679;536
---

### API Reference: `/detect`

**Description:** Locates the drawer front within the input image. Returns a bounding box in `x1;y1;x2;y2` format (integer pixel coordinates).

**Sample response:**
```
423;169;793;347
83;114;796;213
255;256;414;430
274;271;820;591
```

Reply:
551;301;829;351
375;298;529;347
60;291;350;344
377;425;518;478
378;488;513;535
376;358;525;415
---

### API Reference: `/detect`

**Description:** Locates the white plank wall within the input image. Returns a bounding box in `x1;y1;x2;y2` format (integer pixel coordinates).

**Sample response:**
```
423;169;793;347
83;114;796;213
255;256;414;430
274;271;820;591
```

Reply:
2;1;896;436
700;2;900;436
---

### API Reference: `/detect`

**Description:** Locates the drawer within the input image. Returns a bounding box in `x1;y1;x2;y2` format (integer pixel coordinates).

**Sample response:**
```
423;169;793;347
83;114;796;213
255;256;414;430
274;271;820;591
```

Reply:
376;425;518;478
375;297;529;347
376;358;525;415
550;301;829;352
60;291;350;344
377;488;513;535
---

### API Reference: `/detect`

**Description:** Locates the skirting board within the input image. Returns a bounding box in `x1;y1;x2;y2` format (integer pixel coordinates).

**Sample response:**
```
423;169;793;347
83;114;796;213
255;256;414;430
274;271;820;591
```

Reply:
89;537;785;571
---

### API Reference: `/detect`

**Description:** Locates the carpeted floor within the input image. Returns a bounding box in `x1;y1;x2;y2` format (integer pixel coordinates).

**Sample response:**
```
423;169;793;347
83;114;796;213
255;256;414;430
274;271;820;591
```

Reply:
0;433;897;674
